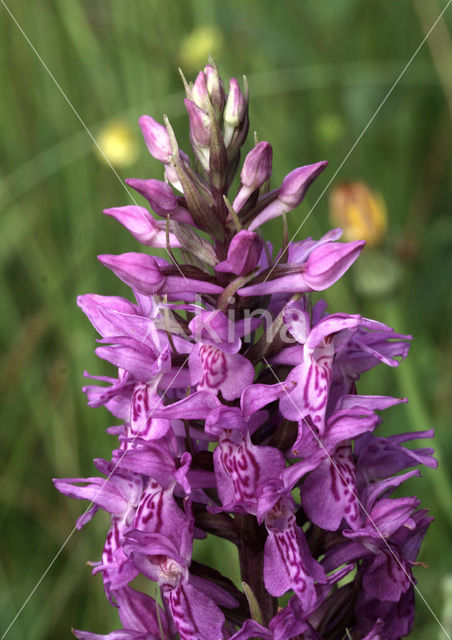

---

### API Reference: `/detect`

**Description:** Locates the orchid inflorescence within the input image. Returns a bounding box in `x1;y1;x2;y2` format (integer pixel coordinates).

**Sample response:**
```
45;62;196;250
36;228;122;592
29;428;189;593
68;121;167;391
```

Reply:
55;60;436;640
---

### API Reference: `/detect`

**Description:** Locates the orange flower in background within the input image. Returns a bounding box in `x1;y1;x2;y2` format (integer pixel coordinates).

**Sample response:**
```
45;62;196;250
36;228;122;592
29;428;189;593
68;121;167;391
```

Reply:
329;181;387;248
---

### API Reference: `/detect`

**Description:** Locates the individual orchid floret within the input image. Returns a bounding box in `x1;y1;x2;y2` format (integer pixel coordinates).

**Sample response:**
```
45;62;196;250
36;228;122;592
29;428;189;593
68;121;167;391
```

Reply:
77;294;180;358
125;178;194;225
54;463;144;599
73;586;174;640
92;518;139;600
188;310;255;400
302;239;366;289
292;399;413;532
98;252;223;297
322;474;427;639
124;499;235;640
355;428;437;484
189;64;226;117
93;336;188;388
205;384;290;514
286;227;344;263
278;304;362;430
247;161;328;231
98;253;166;294
77;293;141;339
208;405;285;514
257;482;327;608
103;205;181;247
330;317;412;403
138;115;190;193
81;369;134;420
237;239;365;296
53;460;143;528
215;229;263;276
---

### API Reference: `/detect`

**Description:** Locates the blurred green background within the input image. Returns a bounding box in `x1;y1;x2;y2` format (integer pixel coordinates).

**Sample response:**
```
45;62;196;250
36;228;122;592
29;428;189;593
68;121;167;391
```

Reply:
1;0;451;638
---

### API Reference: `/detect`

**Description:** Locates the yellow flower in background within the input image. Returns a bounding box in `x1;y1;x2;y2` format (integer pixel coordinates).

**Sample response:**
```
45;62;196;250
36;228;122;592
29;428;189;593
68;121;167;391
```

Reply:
179;25;224;71
96;120;139;168
329;181;387;248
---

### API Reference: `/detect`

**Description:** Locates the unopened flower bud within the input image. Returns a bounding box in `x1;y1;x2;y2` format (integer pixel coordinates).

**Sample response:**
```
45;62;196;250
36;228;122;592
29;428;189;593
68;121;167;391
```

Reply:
103;206;180;248
125;178;193;225
99;252;223;296
329;181;387;247
224;78;246;128
184;98;211;148
237;240;365;296
192;71;210;111
204;63;225;115
303;240;365;290
241;142;273;189
98;252;165;295
138;115;172;163
248;161;328;231
279;162;328;208
215;230;263;276
233;142;273;212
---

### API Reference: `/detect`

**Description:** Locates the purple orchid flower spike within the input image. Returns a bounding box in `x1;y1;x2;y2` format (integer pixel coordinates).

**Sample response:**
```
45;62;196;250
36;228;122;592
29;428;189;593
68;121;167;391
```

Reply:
58;59;435;639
